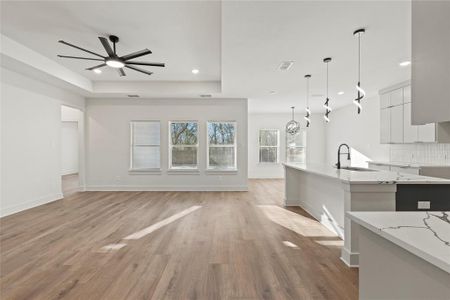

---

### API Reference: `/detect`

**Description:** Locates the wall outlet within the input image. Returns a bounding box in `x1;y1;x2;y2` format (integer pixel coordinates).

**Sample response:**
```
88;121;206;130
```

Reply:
417;201;431;210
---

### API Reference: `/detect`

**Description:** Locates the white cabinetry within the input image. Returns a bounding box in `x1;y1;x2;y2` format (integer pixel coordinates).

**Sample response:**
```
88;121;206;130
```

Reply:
379;82;448;144
390;105;404;143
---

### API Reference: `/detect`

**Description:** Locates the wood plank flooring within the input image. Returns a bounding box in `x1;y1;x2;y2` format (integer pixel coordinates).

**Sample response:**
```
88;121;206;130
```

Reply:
0;179;358;299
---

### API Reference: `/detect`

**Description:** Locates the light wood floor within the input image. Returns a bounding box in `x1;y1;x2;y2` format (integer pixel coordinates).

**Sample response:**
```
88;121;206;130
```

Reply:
0;180;358;299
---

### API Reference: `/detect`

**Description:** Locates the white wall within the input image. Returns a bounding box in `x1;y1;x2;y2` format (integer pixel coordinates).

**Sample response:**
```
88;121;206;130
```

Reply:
1;67;85;217
85;98;248;191
325;95;390;167
248;113;326;178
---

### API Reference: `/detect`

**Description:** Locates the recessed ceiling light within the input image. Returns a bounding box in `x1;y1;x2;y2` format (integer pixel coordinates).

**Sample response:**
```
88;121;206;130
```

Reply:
338;91;344;95
269;91;276;94
192;69;199;74
399;61;411;67
93;68;102;74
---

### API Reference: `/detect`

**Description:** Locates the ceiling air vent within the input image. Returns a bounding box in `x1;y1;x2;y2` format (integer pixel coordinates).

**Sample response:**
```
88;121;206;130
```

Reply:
278;61;295;71
127;94;140;98
200;94;212;98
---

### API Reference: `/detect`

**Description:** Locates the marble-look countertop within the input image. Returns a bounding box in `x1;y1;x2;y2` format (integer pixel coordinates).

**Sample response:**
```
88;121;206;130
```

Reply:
347;211;450;274
369;160;450;168
283;163;450;185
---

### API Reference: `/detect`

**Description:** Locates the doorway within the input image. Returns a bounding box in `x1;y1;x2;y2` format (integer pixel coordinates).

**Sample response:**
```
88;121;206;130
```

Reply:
61;105;82;196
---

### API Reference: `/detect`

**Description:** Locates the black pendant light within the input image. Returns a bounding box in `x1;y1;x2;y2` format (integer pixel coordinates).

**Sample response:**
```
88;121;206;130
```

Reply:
304;74;311;127
286;106;301;135
353;28;366;113
323;57;332;123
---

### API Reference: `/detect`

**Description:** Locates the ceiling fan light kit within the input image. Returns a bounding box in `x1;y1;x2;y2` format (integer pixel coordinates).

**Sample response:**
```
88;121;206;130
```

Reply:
57;35;165;77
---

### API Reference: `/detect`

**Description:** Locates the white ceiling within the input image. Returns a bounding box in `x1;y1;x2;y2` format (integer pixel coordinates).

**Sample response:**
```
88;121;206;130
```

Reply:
0;1;221;81
1;1;412;113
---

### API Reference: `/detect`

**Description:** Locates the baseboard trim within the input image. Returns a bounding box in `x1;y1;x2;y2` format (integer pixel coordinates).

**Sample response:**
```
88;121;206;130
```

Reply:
1;192;64;218
341;247;359;268
85;185;249;192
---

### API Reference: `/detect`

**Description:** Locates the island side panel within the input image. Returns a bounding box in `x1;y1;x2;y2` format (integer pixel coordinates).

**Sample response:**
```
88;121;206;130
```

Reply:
284;165;345;238
342;183;396;267
359;227;450;300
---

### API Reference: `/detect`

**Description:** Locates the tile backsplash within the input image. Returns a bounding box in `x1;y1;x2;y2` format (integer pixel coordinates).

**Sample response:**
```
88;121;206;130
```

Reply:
390;144;450;165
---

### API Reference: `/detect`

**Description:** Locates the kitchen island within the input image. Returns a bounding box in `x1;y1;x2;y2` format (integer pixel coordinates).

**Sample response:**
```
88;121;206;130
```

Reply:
348;211;450;299
283;162;450;266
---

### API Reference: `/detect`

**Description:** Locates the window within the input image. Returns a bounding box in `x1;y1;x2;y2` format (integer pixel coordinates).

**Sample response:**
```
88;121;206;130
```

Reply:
207;122;237;170
130;121;160;170
169;121;198;169
286;129;306;163
259;129;280;163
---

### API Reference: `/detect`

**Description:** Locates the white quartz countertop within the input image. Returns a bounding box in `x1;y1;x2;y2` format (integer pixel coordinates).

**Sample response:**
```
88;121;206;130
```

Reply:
283;163;450;185
369;160;450;168
347;211;450;274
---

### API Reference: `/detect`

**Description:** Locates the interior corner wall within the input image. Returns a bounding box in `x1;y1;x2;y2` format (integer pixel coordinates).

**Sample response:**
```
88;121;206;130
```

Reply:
248;113;326;178
324;95;390;167
84;98;248;191
1;67;85;217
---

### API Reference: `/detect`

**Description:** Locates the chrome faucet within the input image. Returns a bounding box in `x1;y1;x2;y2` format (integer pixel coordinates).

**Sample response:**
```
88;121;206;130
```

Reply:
336;143;351;169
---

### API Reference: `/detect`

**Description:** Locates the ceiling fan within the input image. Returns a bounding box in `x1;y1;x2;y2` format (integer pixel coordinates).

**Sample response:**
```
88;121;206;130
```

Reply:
57;35;165;76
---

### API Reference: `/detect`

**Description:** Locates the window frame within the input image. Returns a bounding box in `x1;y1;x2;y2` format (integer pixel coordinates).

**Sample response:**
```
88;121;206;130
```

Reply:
129;120;161;172
168;120;199;170
206;121;238;171
286;128;306;163
258;128;280;164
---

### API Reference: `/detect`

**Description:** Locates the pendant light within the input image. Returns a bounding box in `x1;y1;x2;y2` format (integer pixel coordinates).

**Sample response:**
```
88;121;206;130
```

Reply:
304;74;311;127
353;28;366;114
323;57;332;123
286;106;301;135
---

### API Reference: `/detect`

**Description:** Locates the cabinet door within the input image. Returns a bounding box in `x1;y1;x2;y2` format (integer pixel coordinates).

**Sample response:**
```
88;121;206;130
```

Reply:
403;102;418;143
380;93;390;109
403;85;411;103
390;105;404;143
418;123;436;142
380;108;391;143
390;88;404;106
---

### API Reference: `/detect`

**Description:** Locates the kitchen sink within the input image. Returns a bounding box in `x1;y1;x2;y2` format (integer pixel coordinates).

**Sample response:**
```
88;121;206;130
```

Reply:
339;166;376;172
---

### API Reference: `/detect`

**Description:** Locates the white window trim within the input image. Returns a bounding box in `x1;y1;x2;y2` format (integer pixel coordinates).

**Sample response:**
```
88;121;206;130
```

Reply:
206;121;238;171
129;120;161;172
168;120;199;171
258;128;280;164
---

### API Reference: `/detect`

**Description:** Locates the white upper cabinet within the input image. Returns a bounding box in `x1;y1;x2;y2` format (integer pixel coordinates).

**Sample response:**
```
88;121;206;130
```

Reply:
380;108;390;144
412;1;450;124
380;93;390;109
417;123;436;143
379;82;450;144
390;88;403;107
403;102;418;143
390;105;404;143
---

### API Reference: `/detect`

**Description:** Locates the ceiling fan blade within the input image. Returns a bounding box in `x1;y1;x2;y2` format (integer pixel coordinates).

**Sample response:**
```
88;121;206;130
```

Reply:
125;65;153;76
86;63;107;71
58;40;105;58
121;49;152;61
57;55;104;62
118;68;126;77
126;61;165;67
98;37;115;56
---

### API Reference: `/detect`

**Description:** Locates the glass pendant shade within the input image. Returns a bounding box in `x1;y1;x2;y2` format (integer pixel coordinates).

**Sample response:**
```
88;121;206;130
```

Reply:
286;106;301;135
